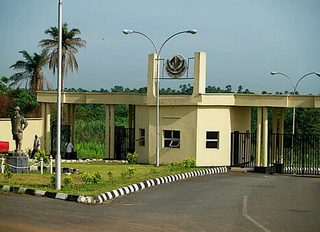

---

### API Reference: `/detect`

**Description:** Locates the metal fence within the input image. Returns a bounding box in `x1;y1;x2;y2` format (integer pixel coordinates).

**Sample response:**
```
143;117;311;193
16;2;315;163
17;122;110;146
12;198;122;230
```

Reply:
230;132;256;167
114;126;135;160
270;134;320;175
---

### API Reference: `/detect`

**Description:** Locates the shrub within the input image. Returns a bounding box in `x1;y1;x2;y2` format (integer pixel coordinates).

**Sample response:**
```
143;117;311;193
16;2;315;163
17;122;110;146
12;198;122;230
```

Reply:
36;150;49;163
126;152;139;164
182;158;196;169
91;171;103;184
63;175;74;187
4;161;13;181
107;171;114;181
121;167;136;178
80;171;103;184
50;174;56;188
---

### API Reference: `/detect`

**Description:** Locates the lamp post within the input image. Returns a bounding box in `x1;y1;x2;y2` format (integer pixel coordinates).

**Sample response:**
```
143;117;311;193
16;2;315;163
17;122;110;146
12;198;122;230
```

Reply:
55;0;63;190
270;71;320;166
123;29;197;166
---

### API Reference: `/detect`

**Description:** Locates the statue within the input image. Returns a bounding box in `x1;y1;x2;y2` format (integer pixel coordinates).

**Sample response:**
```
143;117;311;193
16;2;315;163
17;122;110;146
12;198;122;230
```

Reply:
11;106;28;152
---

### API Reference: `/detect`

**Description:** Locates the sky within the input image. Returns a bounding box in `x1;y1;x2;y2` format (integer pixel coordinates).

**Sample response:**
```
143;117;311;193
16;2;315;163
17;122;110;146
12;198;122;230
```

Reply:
0;0;320;94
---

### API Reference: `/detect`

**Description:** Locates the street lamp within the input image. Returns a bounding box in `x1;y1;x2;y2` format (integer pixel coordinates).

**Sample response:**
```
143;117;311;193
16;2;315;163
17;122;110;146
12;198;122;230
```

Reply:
123;29;197;166
270;71;320;166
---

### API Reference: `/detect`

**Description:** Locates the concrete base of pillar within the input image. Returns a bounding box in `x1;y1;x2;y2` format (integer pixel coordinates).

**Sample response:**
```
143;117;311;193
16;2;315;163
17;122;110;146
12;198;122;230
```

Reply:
254;166;270;174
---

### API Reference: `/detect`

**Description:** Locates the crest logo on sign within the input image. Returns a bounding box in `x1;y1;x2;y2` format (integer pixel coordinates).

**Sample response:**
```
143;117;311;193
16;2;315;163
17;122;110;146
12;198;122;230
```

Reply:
165;54;188;78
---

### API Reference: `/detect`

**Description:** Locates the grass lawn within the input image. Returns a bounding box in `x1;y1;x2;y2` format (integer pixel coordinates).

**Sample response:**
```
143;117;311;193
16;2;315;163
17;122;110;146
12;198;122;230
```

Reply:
0;162;203;196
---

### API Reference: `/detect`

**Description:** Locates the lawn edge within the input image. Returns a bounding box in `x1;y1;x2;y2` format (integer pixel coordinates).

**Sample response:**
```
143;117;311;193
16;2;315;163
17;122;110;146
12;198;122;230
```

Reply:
0;166;228;204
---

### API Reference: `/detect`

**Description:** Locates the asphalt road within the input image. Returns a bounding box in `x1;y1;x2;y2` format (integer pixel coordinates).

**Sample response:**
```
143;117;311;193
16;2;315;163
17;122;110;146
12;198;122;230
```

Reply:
1;172;319;232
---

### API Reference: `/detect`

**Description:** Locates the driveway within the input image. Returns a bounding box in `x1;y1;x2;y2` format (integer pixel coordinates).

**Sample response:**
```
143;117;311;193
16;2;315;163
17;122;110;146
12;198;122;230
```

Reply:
1;172;319;232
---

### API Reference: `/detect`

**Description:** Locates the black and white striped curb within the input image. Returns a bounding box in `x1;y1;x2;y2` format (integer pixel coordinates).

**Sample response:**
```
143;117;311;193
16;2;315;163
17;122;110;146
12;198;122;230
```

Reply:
85;166;228;204
1;166;227;204
0;185;79;202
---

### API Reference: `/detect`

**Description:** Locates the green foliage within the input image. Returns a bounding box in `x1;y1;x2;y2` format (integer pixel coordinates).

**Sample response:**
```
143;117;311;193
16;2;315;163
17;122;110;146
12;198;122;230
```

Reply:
80;171;103;184
63;175;74;187
107;171;114;181
167;158;196;172
121;167;136;178
80;172;92;184
50;174;56;188
4;162;13;181
0;76;9;93
182;158;196;169
92;171;103;184
36;150;49;163
126;152;139;164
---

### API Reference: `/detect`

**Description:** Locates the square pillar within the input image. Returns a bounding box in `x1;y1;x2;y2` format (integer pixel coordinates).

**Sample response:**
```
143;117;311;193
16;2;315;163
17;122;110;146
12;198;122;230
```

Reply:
263;107;268;167
256;107;262;166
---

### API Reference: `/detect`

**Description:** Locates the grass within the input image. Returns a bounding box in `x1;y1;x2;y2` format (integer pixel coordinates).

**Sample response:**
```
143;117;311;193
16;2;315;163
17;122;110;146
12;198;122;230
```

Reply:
0;162;202;196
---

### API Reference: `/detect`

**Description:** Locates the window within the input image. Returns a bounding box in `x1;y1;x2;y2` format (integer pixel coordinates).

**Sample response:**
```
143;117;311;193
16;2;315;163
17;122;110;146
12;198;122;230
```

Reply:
164;130;180;148
139;129;145;146
206;131;219;149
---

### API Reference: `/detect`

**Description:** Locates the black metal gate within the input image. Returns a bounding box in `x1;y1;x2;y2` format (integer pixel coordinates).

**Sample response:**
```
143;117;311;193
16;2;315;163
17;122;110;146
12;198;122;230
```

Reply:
271;134;320;175
230;131;256;167
50;125;71;157
114;126;135;160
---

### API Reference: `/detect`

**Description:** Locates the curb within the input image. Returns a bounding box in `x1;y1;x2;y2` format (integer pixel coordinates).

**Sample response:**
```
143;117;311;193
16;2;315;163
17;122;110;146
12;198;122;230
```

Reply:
1;166;228;204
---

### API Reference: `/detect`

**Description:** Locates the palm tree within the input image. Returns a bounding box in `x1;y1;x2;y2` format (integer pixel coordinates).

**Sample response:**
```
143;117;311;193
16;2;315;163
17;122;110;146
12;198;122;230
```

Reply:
39;23;86;91
9;49;51;93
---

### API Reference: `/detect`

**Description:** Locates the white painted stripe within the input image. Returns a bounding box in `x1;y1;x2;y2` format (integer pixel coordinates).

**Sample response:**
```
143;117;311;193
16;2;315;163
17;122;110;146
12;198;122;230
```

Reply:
123;187;130;194
118;188;125;196
150;179;155;186
35;190;46;196
112;190;119;198
139;182;145;189
128;185;134;192
56;193;68;200
133;184;139;191
243;196;271;232
106;192;113;199
101;193;107;201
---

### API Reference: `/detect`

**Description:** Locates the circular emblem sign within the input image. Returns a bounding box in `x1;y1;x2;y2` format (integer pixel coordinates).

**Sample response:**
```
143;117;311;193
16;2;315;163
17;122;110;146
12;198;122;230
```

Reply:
165;54;188;78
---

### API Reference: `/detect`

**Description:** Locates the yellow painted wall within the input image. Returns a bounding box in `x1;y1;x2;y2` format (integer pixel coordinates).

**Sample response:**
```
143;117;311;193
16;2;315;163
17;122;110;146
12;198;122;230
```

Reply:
230;107;251;132
135;105;153;163
196;107;232;166
159;106;197;164
0;118;44;153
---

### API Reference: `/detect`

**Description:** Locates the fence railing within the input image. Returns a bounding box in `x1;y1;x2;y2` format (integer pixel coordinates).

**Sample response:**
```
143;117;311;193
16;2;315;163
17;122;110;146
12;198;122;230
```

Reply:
230;132;256;167
1;156;53;174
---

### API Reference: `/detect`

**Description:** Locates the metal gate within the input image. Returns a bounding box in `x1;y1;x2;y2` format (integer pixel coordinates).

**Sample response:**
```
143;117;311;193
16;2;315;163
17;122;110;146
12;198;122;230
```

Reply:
270;134;320;175
50;125;71;157
114;126;135;160
230;131;256;167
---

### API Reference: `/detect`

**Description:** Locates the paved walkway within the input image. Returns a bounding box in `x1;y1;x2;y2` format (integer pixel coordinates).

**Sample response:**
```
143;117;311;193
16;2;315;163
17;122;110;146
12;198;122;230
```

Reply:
1;172;319;231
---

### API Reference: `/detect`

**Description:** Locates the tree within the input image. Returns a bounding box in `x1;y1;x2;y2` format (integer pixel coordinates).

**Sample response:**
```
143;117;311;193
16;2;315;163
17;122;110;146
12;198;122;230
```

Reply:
39;23;86;91
9;49;51;93
0;76;9;93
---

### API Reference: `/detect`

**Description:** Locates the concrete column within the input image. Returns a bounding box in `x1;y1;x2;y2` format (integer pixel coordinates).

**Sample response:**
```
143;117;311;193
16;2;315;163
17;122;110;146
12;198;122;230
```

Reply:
66;104;71;125
279;108;284;163
192;52;206;96
105;105;110;159
41;103;46;151
45;103;51;154
147;53;157;98
263;107;268;167
256;107;262;166
272;108;278;163
71;104;76;150
110;105;115;159
129;105;135;129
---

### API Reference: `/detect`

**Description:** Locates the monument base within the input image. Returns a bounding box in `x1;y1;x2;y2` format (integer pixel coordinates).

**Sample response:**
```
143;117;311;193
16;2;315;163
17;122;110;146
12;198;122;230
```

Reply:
7;156;28;173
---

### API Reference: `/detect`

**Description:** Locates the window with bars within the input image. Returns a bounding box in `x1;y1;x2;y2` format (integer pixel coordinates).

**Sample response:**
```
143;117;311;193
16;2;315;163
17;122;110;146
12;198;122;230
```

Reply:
206;131;219;149
139;128;145;146
164;130;180;148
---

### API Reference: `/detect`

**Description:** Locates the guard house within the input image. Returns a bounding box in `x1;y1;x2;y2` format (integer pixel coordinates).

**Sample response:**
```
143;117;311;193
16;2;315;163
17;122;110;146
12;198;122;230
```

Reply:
36;52;320;170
